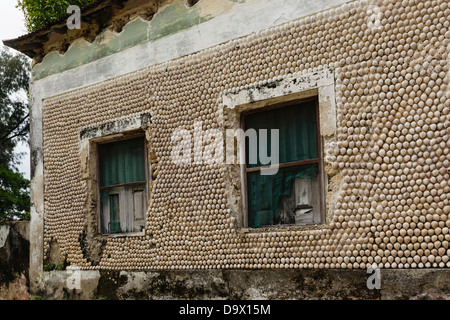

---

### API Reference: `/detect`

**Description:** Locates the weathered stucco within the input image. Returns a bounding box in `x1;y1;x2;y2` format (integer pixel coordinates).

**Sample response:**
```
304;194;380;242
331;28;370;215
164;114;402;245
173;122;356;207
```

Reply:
31;0;354;80
31;0;224;80
33;268;450;300
0;221;30;300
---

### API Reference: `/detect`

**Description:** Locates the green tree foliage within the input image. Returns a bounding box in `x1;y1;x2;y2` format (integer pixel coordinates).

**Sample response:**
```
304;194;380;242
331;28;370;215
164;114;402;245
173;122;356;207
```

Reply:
0;49;30;168
17;0;96;32
0;166;30;220
0;48;31;220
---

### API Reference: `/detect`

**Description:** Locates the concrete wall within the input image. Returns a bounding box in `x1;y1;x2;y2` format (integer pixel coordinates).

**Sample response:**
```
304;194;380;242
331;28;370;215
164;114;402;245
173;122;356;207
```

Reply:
0;221;30;300
35;268;450;300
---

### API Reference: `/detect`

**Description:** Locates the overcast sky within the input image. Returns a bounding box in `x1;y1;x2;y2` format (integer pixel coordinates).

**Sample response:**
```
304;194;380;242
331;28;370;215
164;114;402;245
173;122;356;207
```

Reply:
1;1;30;179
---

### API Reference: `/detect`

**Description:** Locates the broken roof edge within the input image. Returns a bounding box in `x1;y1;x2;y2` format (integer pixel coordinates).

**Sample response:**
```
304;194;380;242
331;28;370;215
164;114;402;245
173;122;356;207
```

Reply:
3;0;131;59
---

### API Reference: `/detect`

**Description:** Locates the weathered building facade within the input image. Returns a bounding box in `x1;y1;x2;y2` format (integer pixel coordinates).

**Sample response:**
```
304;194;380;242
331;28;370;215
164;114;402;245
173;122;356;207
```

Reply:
4;0;450;299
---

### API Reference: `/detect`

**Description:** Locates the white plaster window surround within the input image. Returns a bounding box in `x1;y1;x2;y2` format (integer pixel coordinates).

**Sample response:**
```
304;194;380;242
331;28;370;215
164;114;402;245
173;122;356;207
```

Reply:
221;69;337;231
79;113;152;237
222;69;337;135
79;113;151;142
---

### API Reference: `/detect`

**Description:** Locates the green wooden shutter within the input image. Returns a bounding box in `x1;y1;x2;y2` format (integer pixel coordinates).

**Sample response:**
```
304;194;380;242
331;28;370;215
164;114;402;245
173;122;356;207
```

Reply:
244;100;319;228
244;100;317;168
109;194;121;233
99;136;147;234
99;136;146;187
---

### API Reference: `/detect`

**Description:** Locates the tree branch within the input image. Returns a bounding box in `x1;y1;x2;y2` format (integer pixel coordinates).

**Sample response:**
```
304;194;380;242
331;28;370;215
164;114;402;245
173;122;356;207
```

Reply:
0;113;29;143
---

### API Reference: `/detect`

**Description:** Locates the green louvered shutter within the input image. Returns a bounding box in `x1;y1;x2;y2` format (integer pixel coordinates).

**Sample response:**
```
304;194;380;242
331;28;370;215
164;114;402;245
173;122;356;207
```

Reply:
99;136;146;188
98;136;147;234
244;99;320;228
109;194;121;233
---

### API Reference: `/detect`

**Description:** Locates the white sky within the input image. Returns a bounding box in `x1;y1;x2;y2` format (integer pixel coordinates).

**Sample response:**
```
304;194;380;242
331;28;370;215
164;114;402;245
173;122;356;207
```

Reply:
1;1;30;179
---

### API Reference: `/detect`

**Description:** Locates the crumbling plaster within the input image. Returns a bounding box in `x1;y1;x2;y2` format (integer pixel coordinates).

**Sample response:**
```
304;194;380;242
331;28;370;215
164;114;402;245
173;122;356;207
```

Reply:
35;268;450;300
31;0;354;80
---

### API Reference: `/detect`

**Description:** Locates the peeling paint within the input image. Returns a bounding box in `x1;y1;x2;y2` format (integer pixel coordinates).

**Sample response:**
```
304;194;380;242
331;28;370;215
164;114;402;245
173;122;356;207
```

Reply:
32;0;221;81
0;225;10;248
148;0;211;41
33;18;150;81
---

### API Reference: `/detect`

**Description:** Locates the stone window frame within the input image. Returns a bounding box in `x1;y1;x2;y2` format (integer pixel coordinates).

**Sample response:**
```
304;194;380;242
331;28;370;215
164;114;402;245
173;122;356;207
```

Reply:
221;69;337;233
79;113;152;238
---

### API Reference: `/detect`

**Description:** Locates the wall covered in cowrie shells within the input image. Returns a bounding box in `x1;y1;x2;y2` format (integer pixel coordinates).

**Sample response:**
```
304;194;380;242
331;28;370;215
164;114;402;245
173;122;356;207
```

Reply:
41;0;450;271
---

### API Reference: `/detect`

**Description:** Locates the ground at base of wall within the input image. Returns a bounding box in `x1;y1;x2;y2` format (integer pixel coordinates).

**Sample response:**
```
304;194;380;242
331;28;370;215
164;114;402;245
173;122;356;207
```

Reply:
0;221;30;300
0;273;29;300
33;268;450;300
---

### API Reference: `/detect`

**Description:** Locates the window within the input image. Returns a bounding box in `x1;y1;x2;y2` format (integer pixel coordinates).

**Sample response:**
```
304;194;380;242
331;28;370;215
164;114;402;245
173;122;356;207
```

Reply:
242;97;324;228
97;135;148;234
